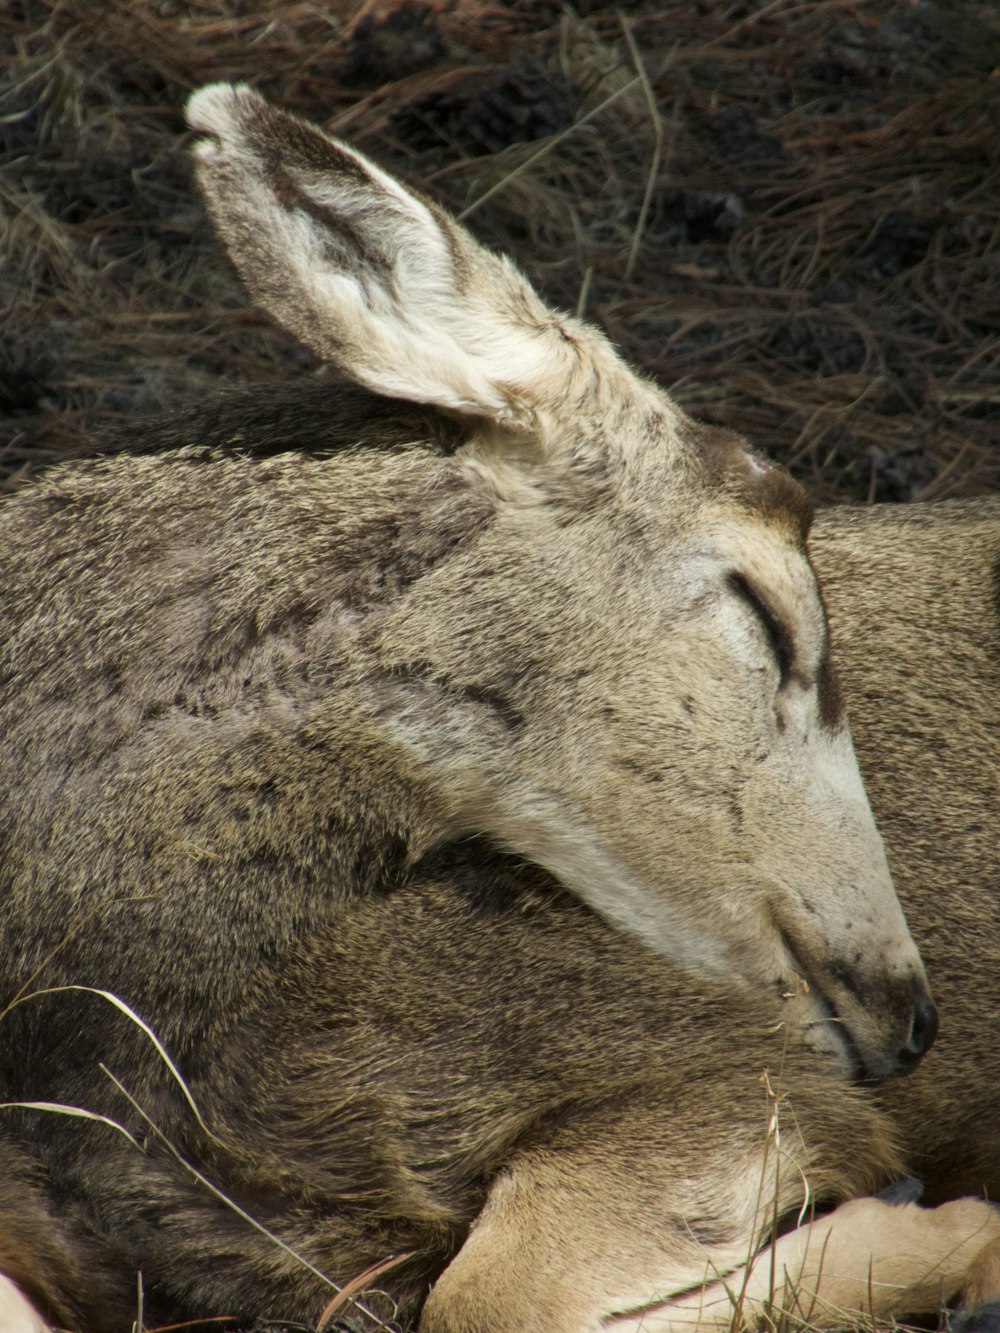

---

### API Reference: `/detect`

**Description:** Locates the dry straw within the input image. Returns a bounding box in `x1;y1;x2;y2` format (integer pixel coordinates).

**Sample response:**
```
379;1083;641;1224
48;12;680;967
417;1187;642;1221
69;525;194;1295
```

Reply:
1;0;997;501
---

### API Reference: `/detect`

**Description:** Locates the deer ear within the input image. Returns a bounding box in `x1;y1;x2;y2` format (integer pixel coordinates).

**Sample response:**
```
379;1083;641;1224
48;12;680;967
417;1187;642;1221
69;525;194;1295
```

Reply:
186;83;615;436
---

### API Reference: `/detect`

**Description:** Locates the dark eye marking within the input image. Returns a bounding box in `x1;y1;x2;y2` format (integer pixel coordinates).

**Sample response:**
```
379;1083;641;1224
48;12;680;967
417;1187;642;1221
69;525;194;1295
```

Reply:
729;572;794;685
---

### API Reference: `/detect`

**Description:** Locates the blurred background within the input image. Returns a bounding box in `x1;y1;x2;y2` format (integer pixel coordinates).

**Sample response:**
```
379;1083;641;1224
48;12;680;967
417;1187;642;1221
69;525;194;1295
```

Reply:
2;0;998;503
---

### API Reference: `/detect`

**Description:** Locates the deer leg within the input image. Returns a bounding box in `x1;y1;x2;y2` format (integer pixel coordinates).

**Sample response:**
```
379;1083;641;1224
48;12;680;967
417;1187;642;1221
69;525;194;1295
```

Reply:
420;1157;755;1333
419;1099;801;1333
951;1235;1000;1333
609;1197;1000;1332
420;1088;1000;1333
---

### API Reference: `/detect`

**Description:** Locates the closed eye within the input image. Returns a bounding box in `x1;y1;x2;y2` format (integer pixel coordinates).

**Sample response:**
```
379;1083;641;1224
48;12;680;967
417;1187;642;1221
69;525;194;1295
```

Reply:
729;572;794;686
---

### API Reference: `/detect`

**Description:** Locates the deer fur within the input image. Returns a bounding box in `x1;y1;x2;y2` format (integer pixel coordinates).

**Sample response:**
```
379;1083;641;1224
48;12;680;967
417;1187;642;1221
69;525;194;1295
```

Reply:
0;85;997;1332
3;795;1000;1333
1;83;931;1082
813;500;1000;1201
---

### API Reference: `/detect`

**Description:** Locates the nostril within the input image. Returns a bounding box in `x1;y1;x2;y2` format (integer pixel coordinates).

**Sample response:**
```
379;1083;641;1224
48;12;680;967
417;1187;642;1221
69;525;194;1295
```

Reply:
903;992;939;1061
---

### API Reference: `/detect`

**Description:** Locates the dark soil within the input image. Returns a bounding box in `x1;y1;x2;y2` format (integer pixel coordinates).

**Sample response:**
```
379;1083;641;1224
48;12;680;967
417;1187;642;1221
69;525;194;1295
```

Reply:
2;0;998;503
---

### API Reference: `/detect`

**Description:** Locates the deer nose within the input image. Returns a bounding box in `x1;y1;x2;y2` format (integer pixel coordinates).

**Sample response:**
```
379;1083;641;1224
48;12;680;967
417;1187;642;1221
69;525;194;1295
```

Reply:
899;989;938;1066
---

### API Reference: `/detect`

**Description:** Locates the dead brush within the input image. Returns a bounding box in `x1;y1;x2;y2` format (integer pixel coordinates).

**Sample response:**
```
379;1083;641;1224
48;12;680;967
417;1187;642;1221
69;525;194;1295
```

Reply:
2;0;998;498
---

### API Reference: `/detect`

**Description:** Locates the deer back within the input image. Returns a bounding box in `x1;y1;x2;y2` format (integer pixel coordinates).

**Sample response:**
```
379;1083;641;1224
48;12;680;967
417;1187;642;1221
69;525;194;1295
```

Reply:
812;498;1000;1198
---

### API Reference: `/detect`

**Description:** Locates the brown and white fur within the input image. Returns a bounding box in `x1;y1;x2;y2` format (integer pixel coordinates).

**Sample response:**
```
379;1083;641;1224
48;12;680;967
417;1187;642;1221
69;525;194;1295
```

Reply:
0;85;997;1332
0;83;931;1080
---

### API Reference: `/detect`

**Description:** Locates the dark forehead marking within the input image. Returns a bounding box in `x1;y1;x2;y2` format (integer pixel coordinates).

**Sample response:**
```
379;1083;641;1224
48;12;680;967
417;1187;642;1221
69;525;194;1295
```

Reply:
678;414;843;726
817;651;847;732
680;418;814;546
814;582;847;732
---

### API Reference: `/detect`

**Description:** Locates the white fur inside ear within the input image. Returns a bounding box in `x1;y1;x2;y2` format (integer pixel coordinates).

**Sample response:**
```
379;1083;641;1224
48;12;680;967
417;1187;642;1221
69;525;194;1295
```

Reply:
185;82;642;444
0;1276;50;1333
187;84;544;426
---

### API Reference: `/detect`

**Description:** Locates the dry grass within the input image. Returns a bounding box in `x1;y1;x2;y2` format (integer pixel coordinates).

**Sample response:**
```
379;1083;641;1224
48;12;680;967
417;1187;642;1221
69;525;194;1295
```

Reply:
2;0;998;501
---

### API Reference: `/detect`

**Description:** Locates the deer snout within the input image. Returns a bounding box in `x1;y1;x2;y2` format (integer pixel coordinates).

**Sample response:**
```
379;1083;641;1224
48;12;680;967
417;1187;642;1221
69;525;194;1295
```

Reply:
774;908;937;1081
898;986;939;1067
839;972;938;1082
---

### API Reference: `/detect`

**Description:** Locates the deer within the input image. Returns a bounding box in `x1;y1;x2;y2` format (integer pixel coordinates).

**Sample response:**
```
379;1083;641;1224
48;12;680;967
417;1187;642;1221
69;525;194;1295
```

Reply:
0;83;996;1332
